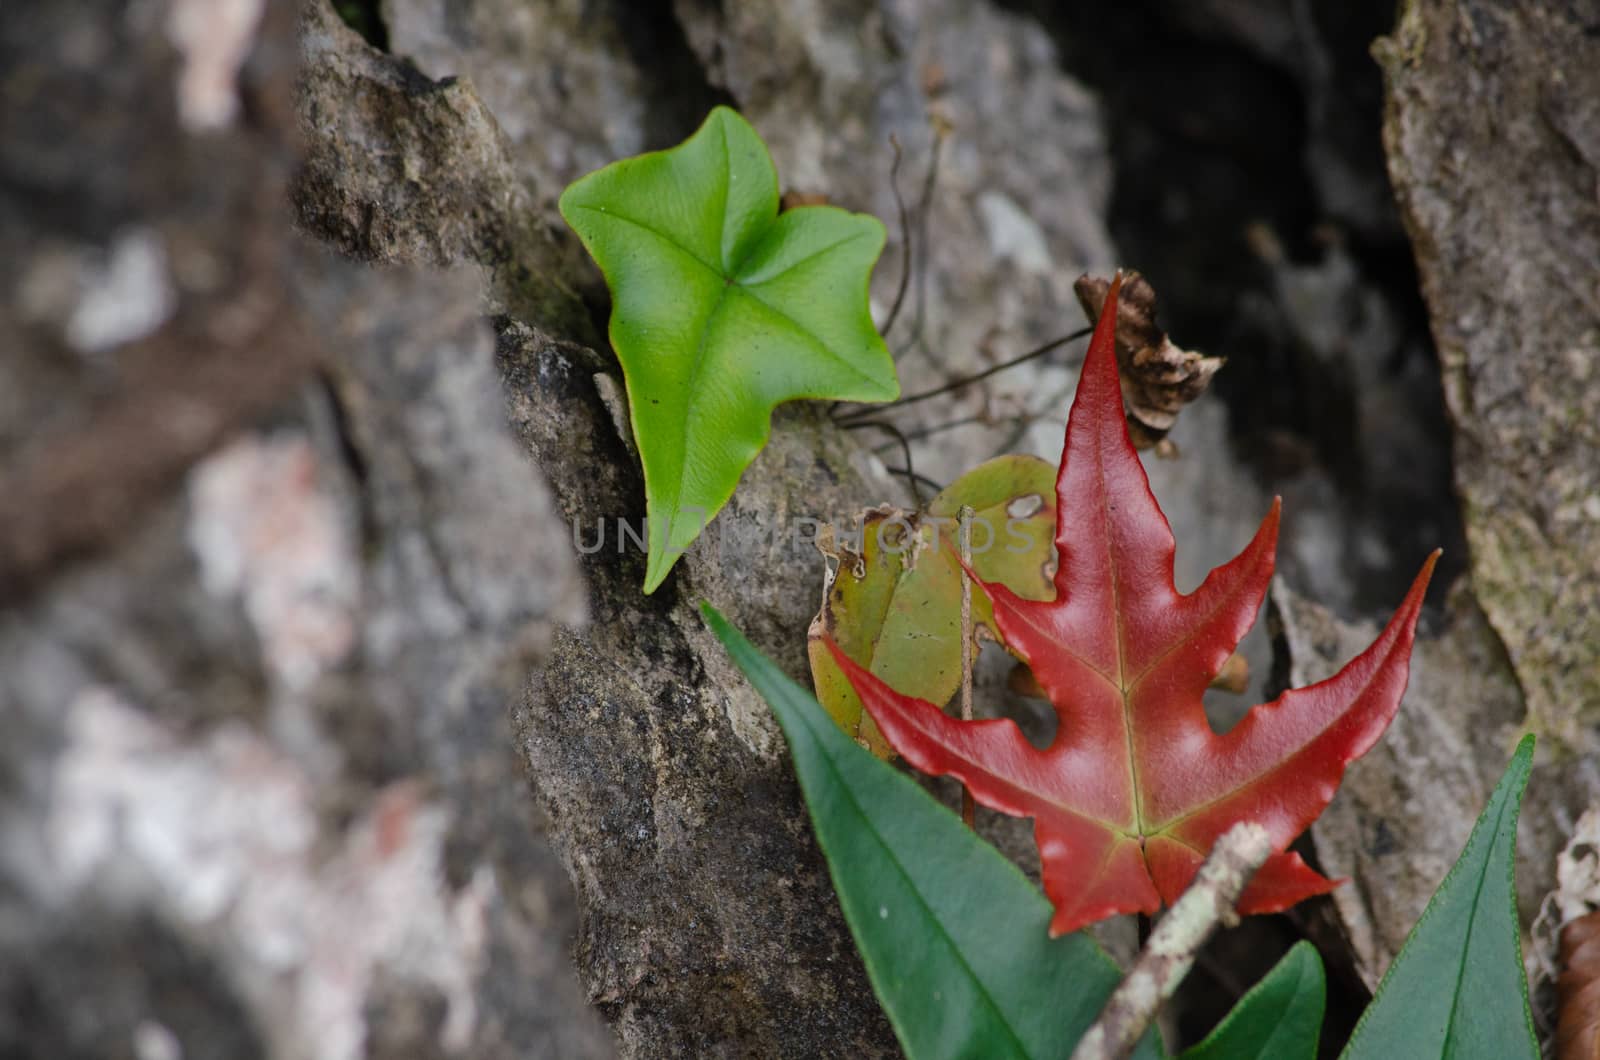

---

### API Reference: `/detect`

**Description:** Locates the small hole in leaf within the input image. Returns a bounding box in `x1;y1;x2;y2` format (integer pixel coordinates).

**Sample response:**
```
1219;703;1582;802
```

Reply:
974;638;1056;750
1007;493;1044;519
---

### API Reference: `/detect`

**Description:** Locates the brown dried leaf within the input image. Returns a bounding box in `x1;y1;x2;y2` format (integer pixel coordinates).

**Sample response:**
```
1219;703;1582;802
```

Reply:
1074;271;1224;448
1559;911;1600;1060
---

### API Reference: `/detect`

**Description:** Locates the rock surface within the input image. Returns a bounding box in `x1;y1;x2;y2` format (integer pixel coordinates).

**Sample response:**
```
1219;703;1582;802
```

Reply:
381;0;729;197
1283;580;1597;989
1293;0;1600;1005
9;0;1599;1055
0;0;314;597
1;2;602;1057
1377;0;1600;749
500;325;909;1056
1;268;605;1060
294;0;594;336
295;7;913;1052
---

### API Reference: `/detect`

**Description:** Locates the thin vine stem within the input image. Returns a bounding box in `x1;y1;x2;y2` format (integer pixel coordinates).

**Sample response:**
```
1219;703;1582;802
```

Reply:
837;325;1091;424
844;419;925;505
880;466;944;497
892;127;946;364
831;135;916;416
880;135;915;339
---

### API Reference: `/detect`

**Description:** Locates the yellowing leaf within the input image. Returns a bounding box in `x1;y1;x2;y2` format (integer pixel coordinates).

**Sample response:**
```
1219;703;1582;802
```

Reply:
808;455;1058;755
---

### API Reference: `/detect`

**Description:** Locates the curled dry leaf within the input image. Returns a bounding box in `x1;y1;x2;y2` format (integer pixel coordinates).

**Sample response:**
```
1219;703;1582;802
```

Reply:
1559;911;1600;1060
1073;271;1223;449
1536;807;1600;1054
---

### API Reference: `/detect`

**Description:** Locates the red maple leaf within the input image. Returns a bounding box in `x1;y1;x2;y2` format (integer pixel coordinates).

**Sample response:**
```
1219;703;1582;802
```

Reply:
827;274;1437;936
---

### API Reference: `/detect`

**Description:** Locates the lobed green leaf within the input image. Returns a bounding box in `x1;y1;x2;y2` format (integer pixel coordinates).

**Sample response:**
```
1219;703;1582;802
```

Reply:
561;107;898;592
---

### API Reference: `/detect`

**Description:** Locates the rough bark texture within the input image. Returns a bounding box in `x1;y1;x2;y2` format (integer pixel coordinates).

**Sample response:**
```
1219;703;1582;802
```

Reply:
1285;0;1600;1007
500;325;909;1055
1286;580;1600;991
8;0;1599;1055
0;0;314;597
1;2;601;1057
1377;0;1600;748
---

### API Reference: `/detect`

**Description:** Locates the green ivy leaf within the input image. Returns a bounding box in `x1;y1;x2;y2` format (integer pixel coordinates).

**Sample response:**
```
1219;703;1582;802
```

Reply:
1340;735;1538;1060
561;107;899;592
1181;942;1325;1060
703;603;1160;1060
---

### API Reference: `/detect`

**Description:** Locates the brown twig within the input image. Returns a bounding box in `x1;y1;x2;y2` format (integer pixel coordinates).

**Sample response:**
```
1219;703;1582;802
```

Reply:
893;124;946;363
958;504;976;828
881;135;914;339
836;326;1092;424
880;466;945;497
1069;823;1274;1060
843;419;924;505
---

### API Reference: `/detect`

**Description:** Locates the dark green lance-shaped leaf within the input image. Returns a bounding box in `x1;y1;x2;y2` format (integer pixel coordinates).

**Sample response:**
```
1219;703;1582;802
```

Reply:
703;603;1160;1060
1340;735;1538;1060
561;107;899;593
1181;941;1324;1060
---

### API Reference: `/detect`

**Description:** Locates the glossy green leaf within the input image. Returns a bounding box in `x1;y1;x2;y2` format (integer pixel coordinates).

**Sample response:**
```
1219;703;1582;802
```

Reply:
704;603;1160;1060
808;455;1058;755
1340;735;1538;1059
560;107;899;592
1181;941;1324;1060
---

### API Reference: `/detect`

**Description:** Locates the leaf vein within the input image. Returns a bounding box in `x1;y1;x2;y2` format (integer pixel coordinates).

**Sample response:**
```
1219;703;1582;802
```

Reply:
566;204;724;278
794;693;1033;1056
734;287;886;390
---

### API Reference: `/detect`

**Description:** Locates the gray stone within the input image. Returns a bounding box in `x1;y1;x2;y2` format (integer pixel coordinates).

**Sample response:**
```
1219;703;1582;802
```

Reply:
0;1;602;1057
0;0;314;595
1282;0;1600;1019
497;321;904;1056
1;260;606;1059
295;0;595;339
1377;0;1600;750
380;0;715;196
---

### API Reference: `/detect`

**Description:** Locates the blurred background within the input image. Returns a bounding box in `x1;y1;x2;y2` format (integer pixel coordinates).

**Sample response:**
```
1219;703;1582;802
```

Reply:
2;1;1596;1056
